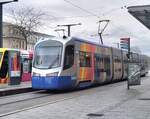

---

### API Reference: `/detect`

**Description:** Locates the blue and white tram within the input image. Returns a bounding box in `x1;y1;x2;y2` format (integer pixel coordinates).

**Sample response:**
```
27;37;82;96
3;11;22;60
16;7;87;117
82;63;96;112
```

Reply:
32;37;149;90
32;37;77;89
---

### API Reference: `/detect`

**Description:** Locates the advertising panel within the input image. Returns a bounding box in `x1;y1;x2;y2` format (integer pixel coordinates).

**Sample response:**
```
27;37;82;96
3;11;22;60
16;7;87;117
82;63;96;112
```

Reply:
128;63;141;86
10;51;20;77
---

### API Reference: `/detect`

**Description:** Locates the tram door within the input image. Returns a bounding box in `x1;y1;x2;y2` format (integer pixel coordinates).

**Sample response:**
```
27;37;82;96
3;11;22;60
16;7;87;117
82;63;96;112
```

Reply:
78;51;93;81
94;54;111;83
94;54;105;83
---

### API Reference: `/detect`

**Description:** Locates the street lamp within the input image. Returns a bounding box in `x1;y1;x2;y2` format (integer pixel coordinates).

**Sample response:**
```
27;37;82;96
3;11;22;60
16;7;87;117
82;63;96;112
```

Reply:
0;0;18;48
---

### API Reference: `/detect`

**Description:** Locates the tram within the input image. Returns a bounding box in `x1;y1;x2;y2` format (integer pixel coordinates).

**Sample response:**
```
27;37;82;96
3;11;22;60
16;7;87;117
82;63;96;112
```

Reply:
0;48;21;85
32;37;149;90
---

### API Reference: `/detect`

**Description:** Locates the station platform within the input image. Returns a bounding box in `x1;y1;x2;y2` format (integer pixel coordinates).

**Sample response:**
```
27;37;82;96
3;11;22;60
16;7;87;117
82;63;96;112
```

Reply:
0;81;32;96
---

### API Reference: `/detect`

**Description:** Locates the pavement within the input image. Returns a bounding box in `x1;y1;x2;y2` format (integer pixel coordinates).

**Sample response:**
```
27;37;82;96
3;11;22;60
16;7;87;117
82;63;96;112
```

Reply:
0;81;32;96
1;74;150;118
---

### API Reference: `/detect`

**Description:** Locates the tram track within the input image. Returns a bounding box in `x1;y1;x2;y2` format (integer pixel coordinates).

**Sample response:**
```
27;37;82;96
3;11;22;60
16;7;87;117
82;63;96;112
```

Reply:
0;93;52;107
0;74;148;119
0;78;148;118
0;81;127;118
0;90;44;100
0;88;87;118
0;76;149;119
0;90;53;107
0;95;77;117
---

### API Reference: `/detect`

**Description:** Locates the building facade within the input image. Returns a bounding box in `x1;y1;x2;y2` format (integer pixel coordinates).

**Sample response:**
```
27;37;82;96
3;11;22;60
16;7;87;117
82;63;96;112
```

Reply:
3;22;52;50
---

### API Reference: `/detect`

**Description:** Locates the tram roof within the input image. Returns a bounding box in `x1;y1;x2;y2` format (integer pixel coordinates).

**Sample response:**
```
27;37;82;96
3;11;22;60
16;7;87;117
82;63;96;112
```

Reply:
128;5;150;30
36;37;71;45
72;37;110;48
36;36;120;49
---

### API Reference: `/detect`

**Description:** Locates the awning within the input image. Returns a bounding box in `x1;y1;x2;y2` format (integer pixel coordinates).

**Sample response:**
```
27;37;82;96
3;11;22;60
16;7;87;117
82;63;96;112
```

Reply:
128;5;150;29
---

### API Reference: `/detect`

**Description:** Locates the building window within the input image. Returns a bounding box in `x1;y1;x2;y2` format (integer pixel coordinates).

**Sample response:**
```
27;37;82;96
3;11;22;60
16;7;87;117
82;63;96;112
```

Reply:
79;51;91;67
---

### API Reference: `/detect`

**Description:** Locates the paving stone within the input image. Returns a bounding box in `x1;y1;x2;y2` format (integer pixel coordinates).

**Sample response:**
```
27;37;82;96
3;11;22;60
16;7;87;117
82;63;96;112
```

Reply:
1;75;150;119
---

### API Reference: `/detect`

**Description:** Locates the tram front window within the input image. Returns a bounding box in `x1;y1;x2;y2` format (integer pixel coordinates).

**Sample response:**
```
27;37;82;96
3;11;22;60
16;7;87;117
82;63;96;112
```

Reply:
33;40;62;69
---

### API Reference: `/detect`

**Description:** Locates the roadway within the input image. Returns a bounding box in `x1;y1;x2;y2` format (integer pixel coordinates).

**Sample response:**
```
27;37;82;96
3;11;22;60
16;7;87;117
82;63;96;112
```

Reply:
0;73;150;119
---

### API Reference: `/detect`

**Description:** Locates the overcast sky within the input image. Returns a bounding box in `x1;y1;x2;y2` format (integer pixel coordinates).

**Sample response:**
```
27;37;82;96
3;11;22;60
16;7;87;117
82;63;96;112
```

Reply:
3;0;150;56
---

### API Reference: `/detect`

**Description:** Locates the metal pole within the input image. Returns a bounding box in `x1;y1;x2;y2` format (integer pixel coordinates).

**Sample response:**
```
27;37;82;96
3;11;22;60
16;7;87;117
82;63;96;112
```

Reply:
0;1;19;48
57;23;81;37
0;4;3;48
127;38;130;90
99;33;103;45
117;43;119;48
68;25;71;37
98;20;110;45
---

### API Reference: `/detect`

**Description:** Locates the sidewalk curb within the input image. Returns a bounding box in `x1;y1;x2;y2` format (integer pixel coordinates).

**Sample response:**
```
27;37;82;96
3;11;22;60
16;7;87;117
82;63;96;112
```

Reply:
0;87;34;96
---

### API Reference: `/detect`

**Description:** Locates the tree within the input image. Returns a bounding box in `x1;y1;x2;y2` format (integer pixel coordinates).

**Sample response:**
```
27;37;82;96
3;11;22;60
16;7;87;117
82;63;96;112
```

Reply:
8;6;45;50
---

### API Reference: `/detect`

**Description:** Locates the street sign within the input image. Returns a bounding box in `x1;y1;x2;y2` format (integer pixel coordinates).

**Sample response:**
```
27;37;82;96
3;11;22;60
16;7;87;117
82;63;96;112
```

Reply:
120;43;128;47
120;40;128;43
121;46;128;50
120;38;130;50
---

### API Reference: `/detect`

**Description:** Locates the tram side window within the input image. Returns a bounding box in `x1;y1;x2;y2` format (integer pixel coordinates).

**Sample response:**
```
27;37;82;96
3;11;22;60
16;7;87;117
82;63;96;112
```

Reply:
79;51;91;67
94;54;100;68
63;45;74;70
114;56;121;72
104;56;110;75
0;51;8;78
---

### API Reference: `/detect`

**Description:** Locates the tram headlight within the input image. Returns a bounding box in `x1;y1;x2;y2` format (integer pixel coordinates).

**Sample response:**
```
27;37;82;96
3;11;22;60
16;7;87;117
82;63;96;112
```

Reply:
32;72;40;76
46;72;58;76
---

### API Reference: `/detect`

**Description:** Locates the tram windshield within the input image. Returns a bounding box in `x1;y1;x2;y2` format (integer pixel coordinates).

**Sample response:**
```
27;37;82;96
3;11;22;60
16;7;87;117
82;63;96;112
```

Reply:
33;40;62;69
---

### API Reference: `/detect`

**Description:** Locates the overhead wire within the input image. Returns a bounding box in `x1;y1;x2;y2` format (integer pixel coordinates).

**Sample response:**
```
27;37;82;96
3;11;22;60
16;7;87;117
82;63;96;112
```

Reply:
63;0;100;19
49;0;135;39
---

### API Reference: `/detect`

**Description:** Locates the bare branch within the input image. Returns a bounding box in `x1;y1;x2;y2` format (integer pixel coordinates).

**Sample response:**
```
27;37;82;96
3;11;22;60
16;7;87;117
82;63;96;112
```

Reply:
7;6;45;49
